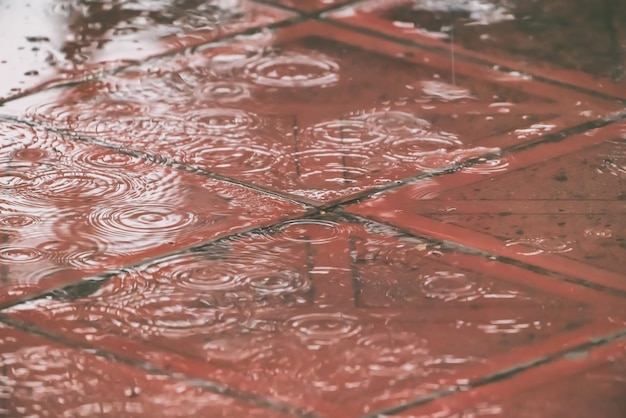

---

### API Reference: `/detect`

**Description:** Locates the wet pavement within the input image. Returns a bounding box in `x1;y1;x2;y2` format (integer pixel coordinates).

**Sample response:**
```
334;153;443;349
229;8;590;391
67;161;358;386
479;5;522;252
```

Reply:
0;0;625;417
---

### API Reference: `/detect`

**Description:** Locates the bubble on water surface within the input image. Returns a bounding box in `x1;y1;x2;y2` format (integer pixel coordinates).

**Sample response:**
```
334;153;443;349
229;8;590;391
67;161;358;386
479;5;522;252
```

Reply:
285;313;361;347
596;140;626;177
244;53;340;88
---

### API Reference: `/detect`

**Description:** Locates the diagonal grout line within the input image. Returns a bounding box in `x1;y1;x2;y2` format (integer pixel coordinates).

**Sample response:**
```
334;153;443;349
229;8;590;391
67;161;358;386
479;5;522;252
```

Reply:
340;211;626;300
0;315;324;418
323;110;626;210
362;327;626;417
0;113;321;208
323;18;626;105
0;206;326;312
0;15;304;107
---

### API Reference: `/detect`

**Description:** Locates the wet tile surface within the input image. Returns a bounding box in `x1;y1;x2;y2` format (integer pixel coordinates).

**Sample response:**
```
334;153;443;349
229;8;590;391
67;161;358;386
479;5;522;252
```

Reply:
0;2;625;417
348;124;626;288
0;121;308;306
5;218;623;416
0;323;292;417
2;21;619;205
0;0;292;101
329;0;626;98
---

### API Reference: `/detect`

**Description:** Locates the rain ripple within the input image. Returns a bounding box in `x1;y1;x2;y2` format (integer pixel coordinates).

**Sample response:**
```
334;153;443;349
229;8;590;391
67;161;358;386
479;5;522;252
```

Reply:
244;52;340;88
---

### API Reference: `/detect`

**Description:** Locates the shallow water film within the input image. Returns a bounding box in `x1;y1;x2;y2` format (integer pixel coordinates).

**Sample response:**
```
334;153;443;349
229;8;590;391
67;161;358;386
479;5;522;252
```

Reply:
1;0;626;417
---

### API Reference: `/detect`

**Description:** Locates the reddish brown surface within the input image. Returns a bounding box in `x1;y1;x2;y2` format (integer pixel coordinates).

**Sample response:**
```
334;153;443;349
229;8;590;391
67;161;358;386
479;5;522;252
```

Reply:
328;0;626;99
1;1;625;417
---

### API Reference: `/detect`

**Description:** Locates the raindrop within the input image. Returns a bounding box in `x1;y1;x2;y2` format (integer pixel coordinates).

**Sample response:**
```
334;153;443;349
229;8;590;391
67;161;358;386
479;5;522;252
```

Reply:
421;80;475;101
247;271;310;295
278;219;345;244
0;214;41;228
420;271;481;301
285;313;361;347
308;119;386;147
357;332;430;377
363;111;431;137
199;81;251;102
244;53;340;88
0;247;45;263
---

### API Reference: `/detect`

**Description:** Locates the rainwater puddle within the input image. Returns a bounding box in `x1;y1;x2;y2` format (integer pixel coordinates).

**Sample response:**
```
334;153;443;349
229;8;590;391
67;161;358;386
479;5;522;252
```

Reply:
5;217;593;414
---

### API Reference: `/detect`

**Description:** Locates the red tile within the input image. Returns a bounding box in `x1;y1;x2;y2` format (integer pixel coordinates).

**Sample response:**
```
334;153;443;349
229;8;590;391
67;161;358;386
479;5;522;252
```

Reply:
0;323;292;417
0;0;292;101
393;337;626;418
0;121;308;306
6;218;624;417
3;21;618;205
348;122;626;290
328;0;626;99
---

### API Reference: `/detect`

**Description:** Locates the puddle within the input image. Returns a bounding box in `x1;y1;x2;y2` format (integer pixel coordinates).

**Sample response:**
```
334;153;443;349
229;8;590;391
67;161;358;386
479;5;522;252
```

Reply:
0;2;624;417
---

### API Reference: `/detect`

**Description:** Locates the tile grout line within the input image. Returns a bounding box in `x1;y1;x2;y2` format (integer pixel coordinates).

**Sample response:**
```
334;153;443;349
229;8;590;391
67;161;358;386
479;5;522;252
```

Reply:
325;111;626;210
322;18;626;105
0;315;324;418
343;211;626;300
0;113;321;208
361;327;626;417
0;208;327;313
0;15;305;108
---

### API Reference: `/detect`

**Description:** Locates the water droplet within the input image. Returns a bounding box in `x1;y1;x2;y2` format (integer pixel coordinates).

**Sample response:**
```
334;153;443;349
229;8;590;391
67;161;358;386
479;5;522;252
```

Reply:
285;313;361;347
584;228;613;239
244;53;340;88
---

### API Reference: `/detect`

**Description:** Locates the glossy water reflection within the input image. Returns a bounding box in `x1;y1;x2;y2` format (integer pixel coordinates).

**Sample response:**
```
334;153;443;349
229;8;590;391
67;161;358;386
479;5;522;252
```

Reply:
0;1;624;416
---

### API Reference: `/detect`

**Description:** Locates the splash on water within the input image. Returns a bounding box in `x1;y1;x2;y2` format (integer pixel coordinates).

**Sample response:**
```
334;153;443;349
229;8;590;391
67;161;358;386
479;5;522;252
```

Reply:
244;52;340;88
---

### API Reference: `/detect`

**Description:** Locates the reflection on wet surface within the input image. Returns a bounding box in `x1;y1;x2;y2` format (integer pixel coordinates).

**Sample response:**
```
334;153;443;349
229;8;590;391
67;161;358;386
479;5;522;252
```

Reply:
1;0;625;417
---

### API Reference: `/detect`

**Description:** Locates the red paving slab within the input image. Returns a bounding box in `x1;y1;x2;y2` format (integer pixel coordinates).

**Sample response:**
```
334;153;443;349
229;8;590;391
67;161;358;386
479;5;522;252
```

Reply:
5;219;625;416
0;2;625;417
2;20;620;205
347;122;626;291
328;0;626;99
0;120;309;306
392;337;626;417
0;0;293;102
0;322;293;417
